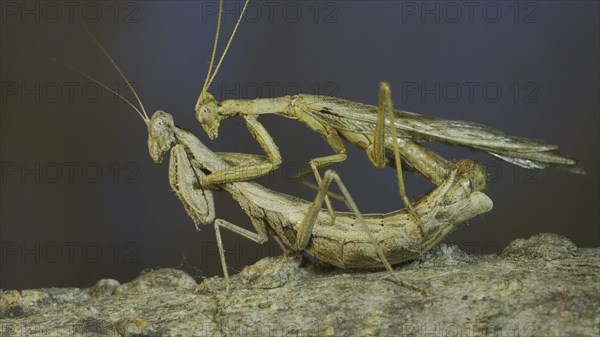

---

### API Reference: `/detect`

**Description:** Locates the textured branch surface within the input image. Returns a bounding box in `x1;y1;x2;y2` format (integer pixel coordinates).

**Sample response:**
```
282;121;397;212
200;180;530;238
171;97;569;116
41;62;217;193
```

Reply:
1;233;598;337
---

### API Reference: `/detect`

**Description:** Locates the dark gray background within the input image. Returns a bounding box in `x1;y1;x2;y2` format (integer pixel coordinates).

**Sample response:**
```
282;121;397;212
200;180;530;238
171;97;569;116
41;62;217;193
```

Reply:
1;0;598;289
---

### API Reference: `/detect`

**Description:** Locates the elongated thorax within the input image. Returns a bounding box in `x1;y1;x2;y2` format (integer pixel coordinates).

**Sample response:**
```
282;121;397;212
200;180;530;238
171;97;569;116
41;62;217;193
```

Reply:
218;96;295;117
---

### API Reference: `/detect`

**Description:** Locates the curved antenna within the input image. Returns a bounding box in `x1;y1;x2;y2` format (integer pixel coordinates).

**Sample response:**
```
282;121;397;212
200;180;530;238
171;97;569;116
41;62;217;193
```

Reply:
200;0;224;98
206;0;250;90
196;0;250;106
54;58;149;124
83;26;149;122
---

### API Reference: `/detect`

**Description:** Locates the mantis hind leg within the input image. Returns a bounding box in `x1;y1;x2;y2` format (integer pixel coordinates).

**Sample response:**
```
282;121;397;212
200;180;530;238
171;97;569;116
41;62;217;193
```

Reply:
296;169;428;295
369;84;476;188
368;82;426;236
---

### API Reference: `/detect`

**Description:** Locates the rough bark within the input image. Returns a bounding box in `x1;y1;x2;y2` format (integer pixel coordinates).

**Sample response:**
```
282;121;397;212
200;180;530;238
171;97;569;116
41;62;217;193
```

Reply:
1;233;598;337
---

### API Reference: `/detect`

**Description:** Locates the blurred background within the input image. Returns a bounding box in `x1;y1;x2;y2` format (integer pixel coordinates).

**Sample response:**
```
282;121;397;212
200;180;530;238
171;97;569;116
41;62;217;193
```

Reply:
1;0;598;289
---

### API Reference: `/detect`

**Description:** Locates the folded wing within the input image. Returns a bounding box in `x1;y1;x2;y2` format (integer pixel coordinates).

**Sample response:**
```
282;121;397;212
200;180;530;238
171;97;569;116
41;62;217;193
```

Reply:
305;95;584;174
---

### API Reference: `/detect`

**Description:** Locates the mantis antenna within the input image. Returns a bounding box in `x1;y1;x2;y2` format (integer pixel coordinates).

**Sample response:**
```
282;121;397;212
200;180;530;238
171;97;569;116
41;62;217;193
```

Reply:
57;27;150;124
82;26;150;123
197;0;250;105
55;59;149;125
200;0;224;98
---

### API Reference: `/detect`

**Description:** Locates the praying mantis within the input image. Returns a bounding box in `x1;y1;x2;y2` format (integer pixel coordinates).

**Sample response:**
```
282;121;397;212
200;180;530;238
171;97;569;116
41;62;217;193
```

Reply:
69;29;493;294
66;0;584;293
150;110;493;294
193;0;584;231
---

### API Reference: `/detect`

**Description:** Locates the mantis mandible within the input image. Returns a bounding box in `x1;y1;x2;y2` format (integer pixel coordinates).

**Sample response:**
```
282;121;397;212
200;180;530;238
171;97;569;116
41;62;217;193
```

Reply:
193;0;583;233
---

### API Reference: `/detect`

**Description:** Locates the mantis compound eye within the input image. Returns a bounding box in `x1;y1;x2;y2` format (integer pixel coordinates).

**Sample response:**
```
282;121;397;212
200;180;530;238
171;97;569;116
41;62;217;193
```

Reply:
195;105;212;124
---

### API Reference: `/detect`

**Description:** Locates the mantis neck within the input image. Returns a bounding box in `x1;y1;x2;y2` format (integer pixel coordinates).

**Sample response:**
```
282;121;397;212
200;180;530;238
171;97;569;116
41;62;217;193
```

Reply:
218;96;294;117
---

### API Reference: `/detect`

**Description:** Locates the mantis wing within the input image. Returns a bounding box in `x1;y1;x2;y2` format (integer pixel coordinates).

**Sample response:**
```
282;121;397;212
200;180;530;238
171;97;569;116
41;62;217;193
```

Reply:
299;95;583;173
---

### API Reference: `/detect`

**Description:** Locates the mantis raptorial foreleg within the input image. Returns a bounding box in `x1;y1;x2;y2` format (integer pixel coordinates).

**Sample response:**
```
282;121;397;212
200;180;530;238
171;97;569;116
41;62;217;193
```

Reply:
296;169;427;294
216;152;345;201
198;116;282;188
200;115;346;222
168;144;215;229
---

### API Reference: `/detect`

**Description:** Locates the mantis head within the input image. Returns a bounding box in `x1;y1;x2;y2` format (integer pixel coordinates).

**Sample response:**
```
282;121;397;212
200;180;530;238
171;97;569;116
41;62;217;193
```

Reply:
148;111;177;164
195;92;222;140
194;0;250;140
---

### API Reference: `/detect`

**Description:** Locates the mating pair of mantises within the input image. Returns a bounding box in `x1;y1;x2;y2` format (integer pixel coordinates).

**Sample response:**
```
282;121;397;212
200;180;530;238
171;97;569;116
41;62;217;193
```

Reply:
75;0;582;294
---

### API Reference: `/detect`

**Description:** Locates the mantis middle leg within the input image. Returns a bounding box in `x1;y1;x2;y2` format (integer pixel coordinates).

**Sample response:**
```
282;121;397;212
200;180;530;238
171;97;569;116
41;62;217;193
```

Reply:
213;218;268;293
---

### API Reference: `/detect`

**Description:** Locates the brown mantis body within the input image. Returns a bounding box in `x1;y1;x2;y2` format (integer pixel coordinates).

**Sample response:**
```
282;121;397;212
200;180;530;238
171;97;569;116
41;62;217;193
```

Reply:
193;0;583;232
196;88;583;188
70;0;583;291
70;33;493;293
149;111;493;293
